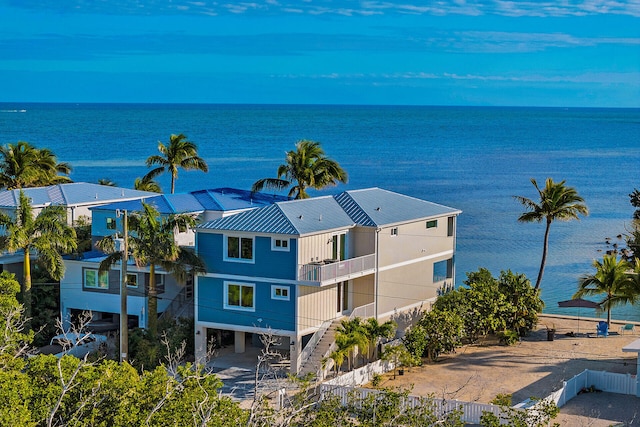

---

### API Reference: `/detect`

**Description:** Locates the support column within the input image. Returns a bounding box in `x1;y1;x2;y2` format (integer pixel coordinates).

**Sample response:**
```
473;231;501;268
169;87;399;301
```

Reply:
194;325;207;365
234;331;246;353
289;335;301;374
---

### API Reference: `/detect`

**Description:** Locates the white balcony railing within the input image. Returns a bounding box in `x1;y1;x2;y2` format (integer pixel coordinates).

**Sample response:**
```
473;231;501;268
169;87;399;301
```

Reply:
298;253;376;285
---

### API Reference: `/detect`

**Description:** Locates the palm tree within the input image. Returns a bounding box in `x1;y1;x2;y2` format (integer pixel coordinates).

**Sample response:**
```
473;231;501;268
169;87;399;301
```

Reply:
0;191;77;325
363;318;396;361
97;203;204;337
574;255;635;326
97;178;117;186
134;176;162;193
0;141;72;189
335;317;369;369
143;134;208;194
252;140;347;199
514;178;588;290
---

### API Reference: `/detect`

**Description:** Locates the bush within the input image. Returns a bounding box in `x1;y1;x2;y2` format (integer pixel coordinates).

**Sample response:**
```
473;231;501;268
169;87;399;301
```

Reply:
497;330;519;346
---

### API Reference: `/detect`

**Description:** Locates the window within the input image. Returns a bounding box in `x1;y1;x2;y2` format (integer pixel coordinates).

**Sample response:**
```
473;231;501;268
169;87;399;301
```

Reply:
106;217;116;230
225;236;254;262
126;273;138;288
271;285;290;301
433;259;453;282
426;220;438;229
224;282;255;311
84;269;109;289
390;227;398;236
448;216;455;237
271;238;290;252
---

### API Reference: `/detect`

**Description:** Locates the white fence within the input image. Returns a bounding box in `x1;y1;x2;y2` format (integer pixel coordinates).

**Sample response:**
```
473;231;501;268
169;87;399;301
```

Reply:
320;384;504;425
324;359;394;387
547;369;638;407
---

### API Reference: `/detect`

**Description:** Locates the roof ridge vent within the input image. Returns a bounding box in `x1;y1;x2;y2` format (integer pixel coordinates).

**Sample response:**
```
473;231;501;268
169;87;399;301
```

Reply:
319;214;322;221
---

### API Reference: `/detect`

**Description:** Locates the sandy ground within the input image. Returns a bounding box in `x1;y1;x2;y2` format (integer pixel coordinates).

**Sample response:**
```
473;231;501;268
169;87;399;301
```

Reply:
373;315;640;426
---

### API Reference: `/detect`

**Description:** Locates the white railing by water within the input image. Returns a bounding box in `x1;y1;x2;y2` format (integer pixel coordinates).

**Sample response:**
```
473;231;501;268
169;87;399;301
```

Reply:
298;253;375;283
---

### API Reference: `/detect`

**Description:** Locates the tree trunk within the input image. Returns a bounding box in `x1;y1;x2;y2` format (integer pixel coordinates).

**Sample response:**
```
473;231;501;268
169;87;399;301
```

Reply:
148;264;158;337
535;219;552;290
22;249;32;329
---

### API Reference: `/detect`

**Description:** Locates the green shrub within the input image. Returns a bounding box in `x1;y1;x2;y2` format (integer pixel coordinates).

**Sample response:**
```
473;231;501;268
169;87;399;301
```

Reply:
497;330;519;346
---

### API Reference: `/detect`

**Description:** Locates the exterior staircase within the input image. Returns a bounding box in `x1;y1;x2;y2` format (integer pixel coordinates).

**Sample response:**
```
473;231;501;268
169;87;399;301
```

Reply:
298;317;344;378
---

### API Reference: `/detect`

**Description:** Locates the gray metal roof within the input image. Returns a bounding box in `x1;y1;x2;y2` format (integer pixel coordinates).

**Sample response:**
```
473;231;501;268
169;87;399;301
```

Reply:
198;196;355;236
335;188;461;227
0;183;156;208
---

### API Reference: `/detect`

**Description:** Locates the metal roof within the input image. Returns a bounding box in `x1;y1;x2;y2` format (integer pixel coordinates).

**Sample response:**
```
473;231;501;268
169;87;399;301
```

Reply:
91;193;204;215
191;187;288;211
0;183;156;208
198;196;355;236
335;188;461;227
91;188;287;215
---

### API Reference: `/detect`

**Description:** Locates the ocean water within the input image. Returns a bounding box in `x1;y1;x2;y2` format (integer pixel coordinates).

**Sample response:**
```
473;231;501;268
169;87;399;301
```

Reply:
2;103;640;321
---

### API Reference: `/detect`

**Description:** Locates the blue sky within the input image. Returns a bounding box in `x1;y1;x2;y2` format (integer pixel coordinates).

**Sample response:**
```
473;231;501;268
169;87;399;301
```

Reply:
1;0;639;107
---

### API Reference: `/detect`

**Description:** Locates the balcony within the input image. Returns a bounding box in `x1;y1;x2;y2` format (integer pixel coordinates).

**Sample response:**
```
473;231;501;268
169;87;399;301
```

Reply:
298;253;376;286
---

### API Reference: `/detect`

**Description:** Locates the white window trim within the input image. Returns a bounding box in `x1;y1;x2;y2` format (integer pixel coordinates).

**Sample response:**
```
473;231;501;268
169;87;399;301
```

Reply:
84;268;108;289
271;285;290;301
426;219;438;229
223;235;255;264
223;281;256;312
126;273;138;288
271;237;290;252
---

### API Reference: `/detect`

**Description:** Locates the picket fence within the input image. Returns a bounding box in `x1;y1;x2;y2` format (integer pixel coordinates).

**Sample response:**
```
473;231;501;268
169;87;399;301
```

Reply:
320;384;504;425
545;369;638;408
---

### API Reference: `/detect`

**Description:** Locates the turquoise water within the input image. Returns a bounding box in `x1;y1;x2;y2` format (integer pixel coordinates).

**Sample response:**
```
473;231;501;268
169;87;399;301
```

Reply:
2;103;640;320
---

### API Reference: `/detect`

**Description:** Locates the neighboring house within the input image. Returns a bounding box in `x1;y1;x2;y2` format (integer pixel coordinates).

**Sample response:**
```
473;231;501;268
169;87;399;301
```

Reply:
0;182;156;280
193;187;461;373
60;188;287;330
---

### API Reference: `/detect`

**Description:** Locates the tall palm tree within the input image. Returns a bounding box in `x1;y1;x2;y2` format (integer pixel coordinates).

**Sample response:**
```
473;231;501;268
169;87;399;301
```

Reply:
97;203;204;337
0;141;72;189
574;255;635;326
0;191;77;325
514;178;588;290
143;134;208;194
252;139;348;199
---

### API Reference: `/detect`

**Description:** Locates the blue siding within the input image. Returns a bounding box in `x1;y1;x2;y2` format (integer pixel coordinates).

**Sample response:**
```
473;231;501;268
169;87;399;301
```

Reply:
91;210;120;237
197;276;296;331
196;232;297;280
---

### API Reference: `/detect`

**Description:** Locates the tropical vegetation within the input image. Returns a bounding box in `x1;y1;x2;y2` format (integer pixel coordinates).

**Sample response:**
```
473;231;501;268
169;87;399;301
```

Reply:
143;133;208;194
96;202;205;337
0;141;72;189
514;177;588;290
574;254;639;325
403;269;543;361
0;191;76;326
252;139;347;199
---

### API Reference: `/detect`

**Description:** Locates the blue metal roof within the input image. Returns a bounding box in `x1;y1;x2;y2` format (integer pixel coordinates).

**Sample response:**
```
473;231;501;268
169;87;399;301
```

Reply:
198;196;355;236
191;187;289;211
90;194;204;215
91;188;287;215
0;183;156;208
335;188;461;227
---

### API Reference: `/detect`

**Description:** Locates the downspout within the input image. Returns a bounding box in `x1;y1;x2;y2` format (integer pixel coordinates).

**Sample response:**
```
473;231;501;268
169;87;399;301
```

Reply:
374;228;380;320
452;216;457;287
